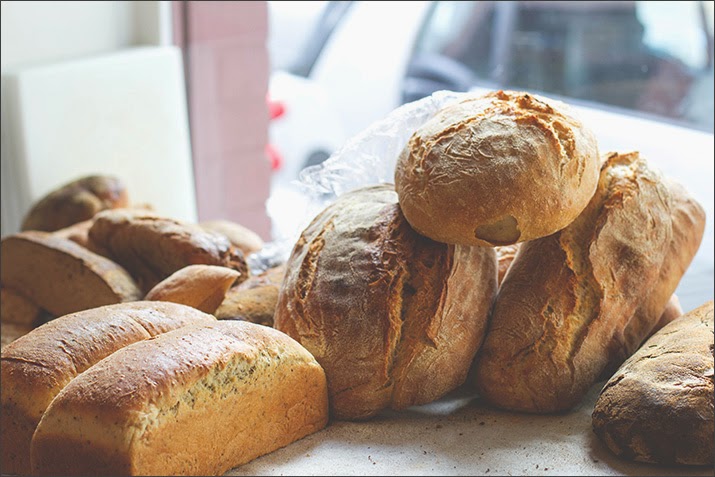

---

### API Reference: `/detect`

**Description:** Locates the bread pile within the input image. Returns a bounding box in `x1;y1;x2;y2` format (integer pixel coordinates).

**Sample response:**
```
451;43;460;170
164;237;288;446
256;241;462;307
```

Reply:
1;90;711;474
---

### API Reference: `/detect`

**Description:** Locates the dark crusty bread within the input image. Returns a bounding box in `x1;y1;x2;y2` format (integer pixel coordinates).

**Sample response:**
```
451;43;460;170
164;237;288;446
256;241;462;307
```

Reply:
21;175;128;232
215;265;286;326
274;185;497;420
199;219;264;257
592;300;714;466
88;209;249;292
31;320;329;476
395;90;600;246
0;301;215;475
474;151;704;413
144;264;240;314
0;231;142;317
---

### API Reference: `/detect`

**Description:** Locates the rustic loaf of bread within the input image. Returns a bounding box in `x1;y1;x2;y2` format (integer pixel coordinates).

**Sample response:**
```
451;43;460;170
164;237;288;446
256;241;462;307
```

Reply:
0;301;215;475
0;231;142;317
31;320;329;476
215;265;286;326
88;209;249;292
395;90;600;246
474;151;704;413
274;185;497;420
592;300;714;466
21;174;128;232
145;264;240;314
199;219;264;256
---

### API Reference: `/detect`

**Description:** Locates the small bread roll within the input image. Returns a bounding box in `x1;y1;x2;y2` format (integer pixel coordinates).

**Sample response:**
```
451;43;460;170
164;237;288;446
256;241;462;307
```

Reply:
145;265;240;314
395;90;599;246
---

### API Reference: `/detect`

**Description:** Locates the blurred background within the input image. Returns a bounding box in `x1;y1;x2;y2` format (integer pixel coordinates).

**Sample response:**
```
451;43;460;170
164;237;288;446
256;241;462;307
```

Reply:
1;1;713;308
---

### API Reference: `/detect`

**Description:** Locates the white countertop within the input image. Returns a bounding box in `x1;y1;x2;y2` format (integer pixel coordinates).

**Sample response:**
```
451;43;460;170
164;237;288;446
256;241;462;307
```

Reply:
227;381;712;476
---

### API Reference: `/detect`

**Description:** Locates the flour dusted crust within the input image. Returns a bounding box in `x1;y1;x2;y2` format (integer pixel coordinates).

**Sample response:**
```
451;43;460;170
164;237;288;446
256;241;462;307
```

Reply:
474;152;705;413
0;302;215;475
395;90;600;246
274;184;497;420
30;321;328;476
592;301;714;466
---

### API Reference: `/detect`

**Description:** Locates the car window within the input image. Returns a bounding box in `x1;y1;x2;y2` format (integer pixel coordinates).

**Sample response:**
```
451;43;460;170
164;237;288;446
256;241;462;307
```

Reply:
289;1;354;78
409;1;714;132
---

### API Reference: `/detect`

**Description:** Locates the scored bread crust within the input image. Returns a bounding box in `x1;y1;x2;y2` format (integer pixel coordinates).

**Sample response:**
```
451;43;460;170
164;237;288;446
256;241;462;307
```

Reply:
395;90;600;246
592;301;714;465
274;184;497;420
474;151;703;413
30;321;329;476
0;301;215;475
88;209;249;292
0;231;142;316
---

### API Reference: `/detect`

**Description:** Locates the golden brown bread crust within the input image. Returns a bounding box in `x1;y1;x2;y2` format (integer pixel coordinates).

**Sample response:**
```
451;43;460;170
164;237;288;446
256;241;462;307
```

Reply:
274;185;497;420
215;265;286;326
474;151;703;413
0;301;215;475
0;287;43;326
592;300;714;466
0;232;142;317
31;320;328;476
88;209;249;292
144;264;240;314
199;219;264;257
21;175;128;232
395;90;600;246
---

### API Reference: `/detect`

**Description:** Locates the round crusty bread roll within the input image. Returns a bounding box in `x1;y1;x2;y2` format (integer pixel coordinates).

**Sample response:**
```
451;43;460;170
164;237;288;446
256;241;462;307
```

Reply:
274;184;497;420
395;90;600;246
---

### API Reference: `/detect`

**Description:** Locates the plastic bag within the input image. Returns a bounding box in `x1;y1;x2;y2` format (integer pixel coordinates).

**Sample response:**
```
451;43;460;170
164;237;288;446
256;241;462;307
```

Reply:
249;90;470;273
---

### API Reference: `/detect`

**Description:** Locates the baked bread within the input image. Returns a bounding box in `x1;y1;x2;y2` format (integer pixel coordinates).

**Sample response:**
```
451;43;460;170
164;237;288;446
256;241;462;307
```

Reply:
592;300;714;466
0;301;215;475
30;320;329;476
88;209;249;292
274;185;497;420
0;287;43;326
395;90;600;246
474;151;704;413
200;219;264;256
215;265;286;326
0;231;142;317
21;175;128;232
145;264;240;314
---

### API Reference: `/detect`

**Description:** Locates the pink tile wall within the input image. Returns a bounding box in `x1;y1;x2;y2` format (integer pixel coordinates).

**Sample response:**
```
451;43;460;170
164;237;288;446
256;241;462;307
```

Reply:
178;1;272;239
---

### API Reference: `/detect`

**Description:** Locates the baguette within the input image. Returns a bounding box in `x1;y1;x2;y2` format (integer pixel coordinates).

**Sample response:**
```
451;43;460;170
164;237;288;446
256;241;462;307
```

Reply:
592;300;714;465
88;209;249;292
474;151;704;413
145;264;239;314
275;185;497;420
0;301;215;474
31;320;329;476
0;232;142;317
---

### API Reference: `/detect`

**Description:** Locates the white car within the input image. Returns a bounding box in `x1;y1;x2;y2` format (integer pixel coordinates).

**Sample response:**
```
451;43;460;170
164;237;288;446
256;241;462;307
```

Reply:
265;1;714;310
